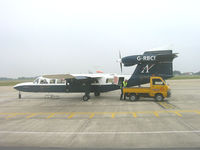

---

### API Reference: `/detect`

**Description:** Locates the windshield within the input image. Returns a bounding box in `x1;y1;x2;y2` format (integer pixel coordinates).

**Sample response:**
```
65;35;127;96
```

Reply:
33;78;39;84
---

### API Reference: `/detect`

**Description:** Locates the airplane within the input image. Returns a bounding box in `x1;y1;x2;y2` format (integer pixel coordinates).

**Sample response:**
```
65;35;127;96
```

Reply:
14;50;178;101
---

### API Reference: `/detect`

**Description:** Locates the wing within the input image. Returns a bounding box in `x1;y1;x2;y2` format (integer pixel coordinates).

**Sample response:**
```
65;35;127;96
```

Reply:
71;74;105;79
42;74;103;80
43;74;74;79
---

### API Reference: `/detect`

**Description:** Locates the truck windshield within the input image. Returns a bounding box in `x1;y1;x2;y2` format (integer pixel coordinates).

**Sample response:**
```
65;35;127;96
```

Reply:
152;79;165;85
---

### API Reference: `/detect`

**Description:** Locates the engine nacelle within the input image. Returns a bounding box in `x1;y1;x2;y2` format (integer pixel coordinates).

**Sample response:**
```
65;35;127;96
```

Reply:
121;50;177;67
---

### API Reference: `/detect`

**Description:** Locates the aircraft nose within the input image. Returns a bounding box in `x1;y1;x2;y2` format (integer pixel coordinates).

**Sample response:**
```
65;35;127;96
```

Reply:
13;84;21;91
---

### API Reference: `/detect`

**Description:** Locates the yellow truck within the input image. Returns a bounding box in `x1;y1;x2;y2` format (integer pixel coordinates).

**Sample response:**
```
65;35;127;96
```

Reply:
123;76;171;101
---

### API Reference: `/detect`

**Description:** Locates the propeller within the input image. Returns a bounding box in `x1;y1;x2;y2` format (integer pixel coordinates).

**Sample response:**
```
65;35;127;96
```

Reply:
119;51;123;73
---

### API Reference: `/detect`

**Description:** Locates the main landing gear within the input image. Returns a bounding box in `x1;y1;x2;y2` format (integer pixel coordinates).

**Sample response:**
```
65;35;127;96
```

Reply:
83;93;90;101
82;91;101;101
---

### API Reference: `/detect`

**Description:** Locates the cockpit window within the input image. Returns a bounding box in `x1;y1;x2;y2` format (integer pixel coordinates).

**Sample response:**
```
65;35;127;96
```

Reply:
40;79;48;84
34;79;39;84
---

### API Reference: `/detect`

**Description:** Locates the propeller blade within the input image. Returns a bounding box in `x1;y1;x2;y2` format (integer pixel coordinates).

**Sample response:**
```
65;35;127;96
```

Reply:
119;51;122;73
119;51;122;59
120;62;122;73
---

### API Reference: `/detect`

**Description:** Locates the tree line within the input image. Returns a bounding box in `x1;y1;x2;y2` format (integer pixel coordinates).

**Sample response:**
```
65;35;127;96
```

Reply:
173;71;200;76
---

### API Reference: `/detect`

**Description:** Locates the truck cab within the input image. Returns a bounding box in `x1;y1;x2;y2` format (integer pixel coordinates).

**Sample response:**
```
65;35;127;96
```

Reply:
123;76;171;101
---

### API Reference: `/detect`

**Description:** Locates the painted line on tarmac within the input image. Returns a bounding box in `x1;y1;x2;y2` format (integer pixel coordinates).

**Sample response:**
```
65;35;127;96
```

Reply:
157;102;177;109
132;112;137;118
26;113;37;119
1;110;200;119
153;112;159;117
173;111;182;117
67;113;74;119
47;113;55;119
0;130;200;135
165;102;177;109
0;110;199;115
5;114;17;119
158;102;169;109
89;113;95;119
196;111;200;115
111;113;115;118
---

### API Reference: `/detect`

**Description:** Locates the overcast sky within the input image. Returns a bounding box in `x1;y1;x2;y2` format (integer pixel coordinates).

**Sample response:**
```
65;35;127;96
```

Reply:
0;0;200;78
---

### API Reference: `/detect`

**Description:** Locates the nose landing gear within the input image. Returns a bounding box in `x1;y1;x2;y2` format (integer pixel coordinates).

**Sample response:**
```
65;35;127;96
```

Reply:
18;92;21;99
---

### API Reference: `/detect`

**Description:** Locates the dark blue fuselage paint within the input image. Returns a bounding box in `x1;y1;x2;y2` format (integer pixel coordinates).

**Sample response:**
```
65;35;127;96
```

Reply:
14;84;120;93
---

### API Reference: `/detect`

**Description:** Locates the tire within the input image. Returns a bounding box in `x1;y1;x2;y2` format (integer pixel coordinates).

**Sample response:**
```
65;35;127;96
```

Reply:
94;92;100;96
155;94;163;101
129;94;137;101
83;95;89;101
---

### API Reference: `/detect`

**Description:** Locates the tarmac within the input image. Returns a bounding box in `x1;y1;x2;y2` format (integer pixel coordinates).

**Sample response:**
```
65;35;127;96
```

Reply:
0;79;200;149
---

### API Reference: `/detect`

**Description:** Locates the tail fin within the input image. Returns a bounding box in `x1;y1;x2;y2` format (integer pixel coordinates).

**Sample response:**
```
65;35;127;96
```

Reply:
133;62;173;78
126;50;177;86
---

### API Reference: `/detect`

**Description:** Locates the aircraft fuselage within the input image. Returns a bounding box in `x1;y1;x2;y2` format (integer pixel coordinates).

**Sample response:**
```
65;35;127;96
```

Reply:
14;74;129;93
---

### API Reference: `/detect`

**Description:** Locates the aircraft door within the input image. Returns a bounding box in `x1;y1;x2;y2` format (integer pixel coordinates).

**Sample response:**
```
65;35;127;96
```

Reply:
66;79;72;92
118;77;124;86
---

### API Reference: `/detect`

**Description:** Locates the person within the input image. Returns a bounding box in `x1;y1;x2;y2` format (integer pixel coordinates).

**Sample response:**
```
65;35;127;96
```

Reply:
120;80;128;100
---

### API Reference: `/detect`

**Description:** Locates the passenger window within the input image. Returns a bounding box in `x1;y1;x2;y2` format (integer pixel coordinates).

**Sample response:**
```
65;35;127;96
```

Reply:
106;78;114;84
40;79;48;84
50;79;56;84
152;79;164;85
57;79;66;84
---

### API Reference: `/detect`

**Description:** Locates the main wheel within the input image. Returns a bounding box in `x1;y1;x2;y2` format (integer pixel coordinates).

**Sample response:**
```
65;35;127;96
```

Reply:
155;94;163;101
83;95;89;101
129;94;137;101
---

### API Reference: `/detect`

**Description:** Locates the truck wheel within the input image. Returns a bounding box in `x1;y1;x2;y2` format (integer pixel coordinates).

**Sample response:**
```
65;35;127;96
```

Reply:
129;94;137;101
155;94;163;101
